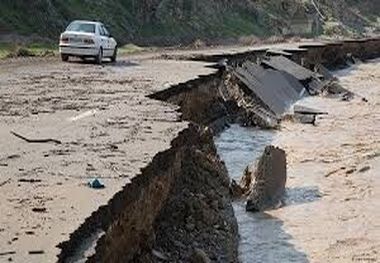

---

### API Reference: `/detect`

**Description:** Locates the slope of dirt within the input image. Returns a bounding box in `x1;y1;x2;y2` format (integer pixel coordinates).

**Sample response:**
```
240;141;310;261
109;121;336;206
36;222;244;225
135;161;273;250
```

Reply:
0;0;378;45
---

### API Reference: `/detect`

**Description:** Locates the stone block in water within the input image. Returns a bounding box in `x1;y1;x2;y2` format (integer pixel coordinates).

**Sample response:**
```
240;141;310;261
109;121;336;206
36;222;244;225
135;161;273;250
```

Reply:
246;146;287;212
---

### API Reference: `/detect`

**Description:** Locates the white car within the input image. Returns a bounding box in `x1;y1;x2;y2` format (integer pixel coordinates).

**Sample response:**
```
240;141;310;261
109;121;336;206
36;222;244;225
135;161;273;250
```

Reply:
59;20;118;64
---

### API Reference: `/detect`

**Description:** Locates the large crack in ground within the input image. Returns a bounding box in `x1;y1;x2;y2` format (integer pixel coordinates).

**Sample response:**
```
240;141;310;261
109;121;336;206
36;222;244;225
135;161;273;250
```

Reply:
0;38;379;263
138;38;380;263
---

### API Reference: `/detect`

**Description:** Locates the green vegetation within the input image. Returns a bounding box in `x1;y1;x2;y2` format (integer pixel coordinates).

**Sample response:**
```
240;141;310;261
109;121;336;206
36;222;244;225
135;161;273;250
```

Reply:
0;0;378;48
119;44;146;55
0;43;57;59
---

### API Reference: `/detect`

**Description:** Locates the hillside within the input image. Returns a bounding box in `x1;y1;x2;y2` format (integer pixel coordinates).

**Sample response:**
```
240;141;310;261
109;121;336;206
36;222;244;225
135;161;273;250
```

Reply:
0;0;379;46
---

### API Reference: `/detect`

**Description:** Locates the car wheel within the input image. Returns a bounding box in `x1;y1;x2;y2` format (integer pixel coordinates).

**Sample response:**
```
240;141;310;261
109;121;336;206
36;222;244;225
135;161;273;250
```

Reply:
95;48;103;65
111;47;118;63
61;54;69;62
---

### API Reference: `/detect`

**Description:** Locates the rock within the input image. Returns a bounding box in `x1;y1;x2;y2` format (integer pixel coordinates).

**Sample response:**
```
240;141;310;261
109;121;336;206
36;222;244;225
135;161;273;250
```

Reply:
190;248;211;263
88;178;105;189
294;113;317;125
229;179;244;198
240;165;255;195
246;146;287;212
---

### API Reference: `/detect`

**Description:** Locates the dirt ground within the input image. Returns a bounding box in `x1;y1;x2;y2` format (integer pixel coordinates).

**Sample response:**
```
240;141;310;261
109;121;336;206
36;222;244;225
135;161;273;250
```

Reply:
0;56;215;262
270;60;380;262
0;41;301;262
0;43;378;262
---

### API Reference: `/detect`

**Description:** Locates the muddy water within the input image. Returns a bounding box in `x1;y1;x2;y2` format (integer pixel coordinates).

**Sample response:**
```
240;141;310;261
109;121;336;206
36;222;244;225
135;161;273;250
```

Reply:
215;60;380;263
215;125;310;263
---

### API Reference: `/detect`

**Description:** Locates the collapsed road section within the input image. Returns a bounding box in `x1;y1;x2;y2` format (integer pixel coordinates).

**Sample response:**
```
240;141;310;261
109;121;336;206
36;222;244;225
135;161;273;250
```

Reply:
0;37;379;263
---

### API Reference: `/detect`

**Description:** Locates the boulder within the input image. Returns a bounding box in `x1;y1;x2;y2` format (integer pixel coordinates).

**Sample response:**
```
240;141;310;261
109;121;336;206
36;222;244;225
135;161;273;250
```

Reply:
246;146;287;212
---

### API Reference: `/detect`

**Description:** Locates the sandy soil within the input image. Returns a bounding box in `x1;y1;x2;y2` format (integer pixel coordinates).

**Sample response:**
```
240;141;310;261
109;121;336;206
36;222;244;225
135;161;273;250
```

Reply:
270;60;380;262
0;56;215;262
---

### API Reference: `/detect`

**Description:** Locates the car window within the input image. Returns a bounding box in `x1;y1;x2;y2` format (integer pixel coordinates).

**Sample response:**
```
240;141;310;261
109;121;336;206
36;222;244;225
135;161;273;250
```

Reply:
67;22;95;33
102;26;110;37
98;25;105;36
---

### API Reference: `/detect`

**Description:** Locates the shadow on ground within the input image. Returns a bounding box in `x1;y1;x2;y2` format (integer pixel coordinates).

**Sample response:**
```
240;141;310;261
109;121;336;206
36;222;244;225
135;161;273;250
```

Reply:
234;201;310;263
284;186;322;206
67;58;140;67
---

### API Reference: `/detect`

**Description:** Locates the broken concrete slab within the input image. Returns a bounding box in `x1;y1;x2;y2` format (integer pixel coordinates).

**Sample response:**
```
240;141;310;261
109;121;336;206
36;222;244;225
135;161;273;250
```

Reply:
293;105;328;115
233;61;305;117
291;105;328;125
245;146;287;212
307;79;326;95
261;55;317;82
322;80;355;100
315;64;335;81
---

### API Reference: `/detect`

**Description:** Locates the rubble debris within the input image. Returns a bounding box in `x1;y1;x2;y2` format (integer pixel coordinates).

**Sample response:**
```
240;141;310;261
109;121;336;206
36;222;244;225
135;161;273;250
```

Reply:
238;166;255;196
10;131;62;145
245;146;287;212
234;61;304;117
315;64;334;81
307;79;327;95
292;105;328;125
322;80;355;100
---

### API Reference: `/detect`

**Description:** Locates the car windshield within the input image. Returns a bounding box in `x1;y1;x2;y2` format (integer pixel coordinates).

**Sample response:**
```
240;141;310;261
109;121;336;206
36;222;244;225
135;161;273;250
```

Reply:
66;22;95;33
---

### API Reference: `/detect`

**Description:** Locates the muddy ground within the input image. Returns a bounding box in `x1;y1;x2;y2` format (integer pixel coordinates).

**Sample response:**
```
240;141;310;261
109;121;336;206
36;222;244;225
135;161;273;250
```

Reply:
0;56;215;262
